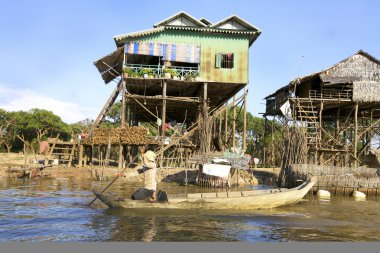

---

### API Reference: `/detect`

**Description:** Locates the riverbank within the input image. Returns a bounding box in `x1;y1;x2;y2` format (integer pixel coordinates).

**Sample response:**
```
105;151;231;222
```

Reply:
0;153;279;186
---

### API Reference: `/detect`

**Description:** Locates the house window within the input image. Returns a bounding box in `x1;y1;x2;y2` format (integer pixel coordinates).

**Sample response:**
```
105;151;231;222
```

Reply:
215;53;234;69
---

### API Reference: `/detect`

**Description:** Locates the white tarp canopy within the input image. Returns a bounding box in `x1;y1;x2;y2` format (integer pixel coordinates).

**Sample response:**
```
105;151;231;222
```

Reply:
202;164;231;178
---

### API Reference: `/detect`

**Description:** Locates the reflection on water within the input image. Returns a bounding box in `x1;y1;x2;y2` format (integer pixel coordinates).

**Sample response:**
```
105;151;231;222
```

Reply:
0;178;380;241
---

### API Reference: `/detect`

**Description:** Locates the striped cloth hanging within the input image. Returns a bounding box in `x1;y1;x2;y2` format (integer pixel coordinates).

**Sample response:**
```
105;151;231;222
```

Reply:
125;42;163;56
125;42;200;63
163;43;200;63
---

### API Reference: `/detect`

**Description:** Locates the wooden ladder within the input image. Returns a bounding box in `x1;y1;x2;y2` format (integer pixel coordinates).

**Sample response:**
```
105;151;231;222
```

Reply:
296;100;321;147
91;80;122;133
46;133;60;162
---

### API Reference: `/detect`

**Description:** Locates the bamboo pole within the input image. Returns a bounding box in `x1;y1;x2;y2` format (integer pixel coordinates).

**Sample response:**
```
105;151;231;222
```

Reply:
202;82;209;153
232;96;236;148
354;103;359;167
118;79;126;168
243;86;247;151
160;80;167;167
319;101;324;165
78;144;83;167
224;102;228;148
271;117;275;167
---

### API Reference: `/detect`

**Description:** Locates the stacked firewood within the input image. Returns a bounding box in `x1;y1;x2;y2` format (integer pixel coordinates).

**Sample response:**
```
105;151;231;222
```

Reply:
82;126;158;145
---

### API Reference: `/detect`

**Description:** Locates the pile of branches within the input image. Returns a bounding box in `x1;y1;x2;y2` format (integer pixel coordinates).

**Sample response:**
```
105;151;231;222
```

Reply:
278;125;308;187
82;126;158;145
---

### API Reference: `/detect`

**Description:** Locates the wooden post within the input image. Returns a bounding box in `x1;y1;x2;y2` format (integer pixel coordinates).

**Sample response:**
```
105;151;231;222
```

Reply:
271;117;275;167
105;139;111;167
224;102;228;148
78;144;84;167
232;96;236;148
218;114;223;151
368;109;373;154
119;79;126;168
90;143;94;166
354;103;359;167
318;101;324;165
343;130;348;166
160;80;167;167
336;108;340;141
243;86;247;151
203;82;209;153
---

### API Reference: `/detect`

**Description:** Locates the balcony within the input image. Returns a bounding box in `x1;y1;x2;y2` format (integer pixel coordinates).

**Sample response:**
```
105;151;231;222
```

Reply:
124;64;200;81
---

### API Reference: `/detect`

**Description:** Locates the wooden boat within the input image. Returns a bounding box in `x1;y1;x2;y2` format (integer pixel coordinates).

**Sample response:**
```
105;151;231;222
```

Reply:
92;177;316;210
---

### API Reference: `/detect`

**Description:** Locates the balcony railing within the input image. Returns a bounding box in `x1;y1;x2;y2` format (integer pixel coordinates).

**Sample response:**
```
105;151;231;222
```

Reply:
125;64;199;80
309;89;352;100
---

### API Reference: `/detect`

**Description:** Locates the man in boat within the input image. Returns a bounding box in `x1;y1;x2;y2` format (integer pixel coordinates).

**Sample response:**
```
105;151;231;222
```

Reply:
129;147;158;202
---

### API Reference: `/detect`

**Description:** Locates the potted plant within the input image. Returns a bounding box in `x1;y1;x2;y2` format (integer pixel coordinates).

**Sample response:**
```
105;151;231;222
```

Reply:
122;65;130;79
171;69;179;80
123;66;136;78
141;68;152;79
163;68;172;79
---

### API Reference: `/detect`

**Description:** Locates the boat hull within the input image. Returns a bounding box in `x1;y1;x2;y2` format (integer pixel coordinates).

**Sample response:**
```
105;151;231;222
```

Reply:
92;177;316;210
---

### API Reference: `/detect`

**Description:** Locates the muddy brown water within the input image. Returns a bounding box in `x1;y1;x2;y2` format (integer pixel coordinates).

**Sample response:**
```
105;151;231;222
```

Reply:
0;178;380;242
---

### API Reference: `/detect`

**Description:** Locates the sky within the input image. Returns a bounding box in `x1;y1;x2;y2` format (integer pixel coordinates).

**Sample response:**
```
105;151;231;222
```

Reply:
0;0;379;123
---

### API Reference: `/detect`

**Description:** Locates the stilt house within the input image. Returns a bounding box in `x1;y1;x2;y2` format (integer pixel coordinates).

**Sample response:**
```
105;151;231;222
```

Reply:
264;50;380;167
80;11;261;168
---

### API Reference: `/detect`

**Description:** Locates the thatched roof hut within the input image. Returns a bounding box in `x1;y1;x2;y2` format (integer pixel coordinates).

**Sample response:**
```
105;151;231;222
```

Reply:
265;50;380;116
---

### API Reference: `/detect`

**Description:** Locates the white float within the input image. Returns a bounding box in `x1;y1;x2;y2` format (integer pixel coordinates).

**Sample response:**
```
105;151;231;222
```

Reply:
316;190;331;198
352;190;366;200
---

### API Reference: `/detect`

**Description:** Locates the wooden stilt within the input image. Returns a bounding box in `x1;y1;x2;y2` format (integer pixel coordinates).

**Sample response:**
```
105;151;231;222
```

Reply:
118;79;126;168
243;86;247;151
224;102;228;148
354;103;359;167
78;144;83;167
232;96;236;148
160;80;167;167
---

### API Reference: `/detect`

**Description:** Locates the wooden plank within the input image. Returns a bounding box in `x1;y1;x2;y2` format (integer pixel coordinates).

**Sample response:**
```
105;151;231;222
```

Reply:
354;103;359;167
92;80;122;131
46;133;60;162
67;144;76;167
243;86;247;150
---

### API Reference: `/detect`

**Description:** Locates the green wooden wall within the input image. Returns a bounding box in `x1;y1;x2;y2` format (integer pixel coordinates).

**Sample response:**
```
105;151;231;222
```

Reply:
127;30;250;83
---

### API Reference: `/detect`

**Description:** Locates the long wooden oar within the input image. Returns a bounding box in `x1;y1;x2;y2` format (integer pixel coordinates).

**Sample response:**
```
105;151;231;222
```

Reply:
87;154;141;206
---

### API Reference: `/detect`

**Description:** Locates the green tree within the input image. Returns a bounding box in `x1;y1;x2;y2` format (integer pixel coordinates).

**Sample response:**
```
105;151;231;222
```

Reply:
227;105;282;166
70;118;94;135
26;109;71;143
1;109;71;153
0;109;16;153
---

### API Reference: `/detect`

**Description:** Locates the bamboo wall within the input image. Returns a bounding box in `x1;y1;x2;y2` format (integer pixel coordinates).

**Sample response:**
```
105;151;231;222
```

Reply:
285;164;380;196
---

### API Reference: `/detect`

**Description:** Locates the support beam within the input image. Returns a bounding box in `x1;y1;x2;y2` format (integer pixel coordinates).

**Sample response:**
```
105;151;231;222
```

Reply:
354;103;359;167
224;102;228;147
92;81;122;131
118;79;126;168
78;144;83;167
160;80;167;167
201;82;210;153
243;86;247;151
232;96;236;148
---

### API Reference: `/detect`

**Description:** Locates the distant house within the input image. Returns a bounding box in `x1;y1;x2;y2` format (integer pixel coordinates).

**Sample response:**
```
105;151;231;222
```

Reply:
264;50;380;167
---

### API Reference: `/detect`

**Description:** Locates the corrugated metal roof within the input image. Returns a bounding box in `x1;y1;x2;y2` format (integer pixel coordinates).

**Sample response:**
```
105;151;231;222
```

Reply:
114;26;261;47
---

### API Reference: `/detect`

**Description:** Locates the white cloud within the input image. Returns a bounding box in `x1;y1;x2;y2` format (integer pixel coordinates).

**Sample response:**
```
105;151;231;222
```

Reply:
0;84;98;123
